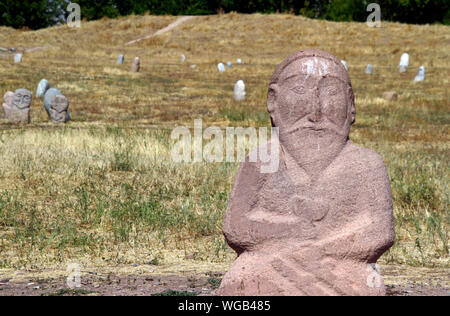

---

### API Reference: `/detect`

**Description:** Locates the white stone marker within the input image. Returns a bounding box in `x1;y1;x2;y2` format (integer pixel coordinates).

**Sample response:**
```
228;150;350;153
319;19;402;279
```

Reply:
237;58;242;64
365;64;373;74
218;63;226;73
117;54;124;64
399;53;409;73
234;80;246;102
181;54;186;62
227;62;232;68
414;66;425;82
14;53;22;63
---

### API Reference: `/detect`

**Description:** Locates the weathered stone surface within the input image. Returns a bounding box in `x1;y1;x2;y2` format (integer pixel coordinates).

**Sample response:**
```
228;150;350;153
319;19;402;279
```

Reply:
131;57;140;72
117;54;124;65
2;91;14;119
218;49;395;296
234;80;246;101
36;79;50;98
14;53;22;63
9;89;31;124
414;66;425;82
218;63;225;73
382;91;398;101
365;64;373;74
399;53;409;73
44;88;70;123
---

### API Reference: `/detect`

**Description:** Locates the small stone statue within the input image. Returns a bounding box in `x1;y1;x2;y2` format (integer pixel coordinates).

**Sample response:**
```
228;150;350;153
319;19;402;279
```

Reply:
44;88;70;123
234;80;246;102
2;91;14;119
10;89;32;124
399;53;409;73
14;53;22;63
131;57;140;72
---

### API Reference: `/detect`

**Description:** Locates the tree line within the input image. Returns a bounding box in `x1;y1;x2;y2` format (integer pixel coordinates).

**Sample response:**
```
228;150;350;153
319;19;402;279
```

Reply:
1;0;448;30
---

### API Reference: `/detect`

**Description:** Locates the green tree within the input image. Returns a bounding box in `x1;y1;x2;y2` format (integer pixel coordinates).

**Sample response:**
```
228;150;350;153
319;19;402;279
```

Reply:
0;0;66;29
73;0;119;20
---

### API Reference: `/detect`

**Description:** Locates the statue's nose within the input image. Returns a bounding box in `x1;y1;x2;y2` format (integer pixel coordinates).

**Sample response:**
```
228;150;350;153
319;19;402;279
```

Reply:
307;92;322;123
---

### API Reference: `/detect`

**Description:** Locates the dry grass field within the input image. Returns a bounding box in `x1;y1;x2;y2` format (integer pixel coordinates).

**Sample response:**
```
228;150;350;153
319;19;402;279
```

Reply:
0;13;448;284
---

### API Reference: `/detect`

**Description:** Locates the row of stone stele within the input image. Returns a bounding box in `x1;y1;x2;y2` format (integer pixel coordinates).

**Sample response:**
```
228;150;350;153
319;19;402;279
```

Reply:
2;79;70;124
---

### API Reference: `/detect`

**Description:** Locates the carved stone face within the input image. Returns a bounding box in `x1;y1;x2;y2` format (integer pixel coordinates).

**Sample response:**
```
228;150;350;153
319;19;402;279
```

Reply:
12;89;32;110
50;95;69;122
268;55;354;139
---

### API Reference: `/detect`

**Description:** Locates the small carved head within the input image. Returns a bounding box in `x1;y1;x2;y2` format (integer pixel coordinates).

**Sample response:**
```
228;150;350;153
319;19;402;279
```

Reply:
12;89;32;110
50;95;69;122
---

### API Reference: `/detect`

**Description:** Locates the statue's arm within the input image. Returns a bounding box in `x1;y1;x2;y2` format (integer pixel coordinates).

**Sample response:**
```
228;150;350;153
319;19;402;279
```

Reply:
222;159;262;254
320;154;395;263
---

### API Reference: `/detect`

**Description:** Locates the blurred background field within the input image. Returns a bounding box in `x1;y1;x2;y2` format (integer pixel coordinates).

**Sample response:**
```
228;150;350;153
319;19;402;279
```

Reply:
0;14;448;270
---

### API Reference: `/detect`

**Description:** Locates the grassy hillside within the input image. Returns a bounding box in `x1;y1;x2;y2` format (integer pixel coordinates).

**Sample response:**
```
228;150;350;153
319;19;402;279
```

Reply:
0;14;448;270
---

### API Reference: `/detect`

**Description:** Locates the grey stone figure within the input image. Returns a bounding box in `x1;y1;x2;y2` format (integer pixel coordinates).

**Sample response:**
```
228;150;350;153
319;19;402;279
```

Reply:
44;88;70;123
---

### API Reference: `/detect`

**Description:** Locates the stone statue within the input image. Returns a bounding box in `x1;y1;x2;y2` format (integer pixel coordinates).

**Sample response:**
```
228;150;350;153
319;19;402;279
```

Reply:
14;53;22;63
131;57;140;72
414;66;425;82
36;79;50;98
44;88;70;123
218;50;395;296
218;63;226;73
399;53;409;73
2;91;14;119
234;80;246;101
10;89;32;124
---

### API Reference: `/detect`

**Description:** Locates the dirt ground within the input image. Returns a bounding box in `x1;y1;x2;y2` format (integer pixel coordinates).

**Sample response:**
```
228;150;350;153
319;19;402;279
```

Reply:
0;264;448;296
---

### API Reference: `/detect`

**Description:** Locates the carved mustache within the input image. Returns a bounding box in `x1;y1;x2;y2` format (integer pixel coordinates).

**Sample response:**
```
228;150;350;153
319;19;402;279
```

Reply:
285;117;342;135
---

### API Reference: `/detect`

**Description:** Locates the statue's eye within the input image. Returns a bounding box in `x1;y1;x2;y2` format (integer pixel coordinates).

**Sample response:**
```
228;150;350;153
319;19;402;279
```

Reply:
290;85;305;95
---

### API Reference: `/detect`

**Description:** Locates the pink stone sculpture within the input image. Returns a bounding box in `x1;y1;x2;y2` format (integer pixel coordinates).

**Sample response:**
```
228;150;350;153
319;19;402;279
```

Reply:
2;91;14;118
218;49;395;296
